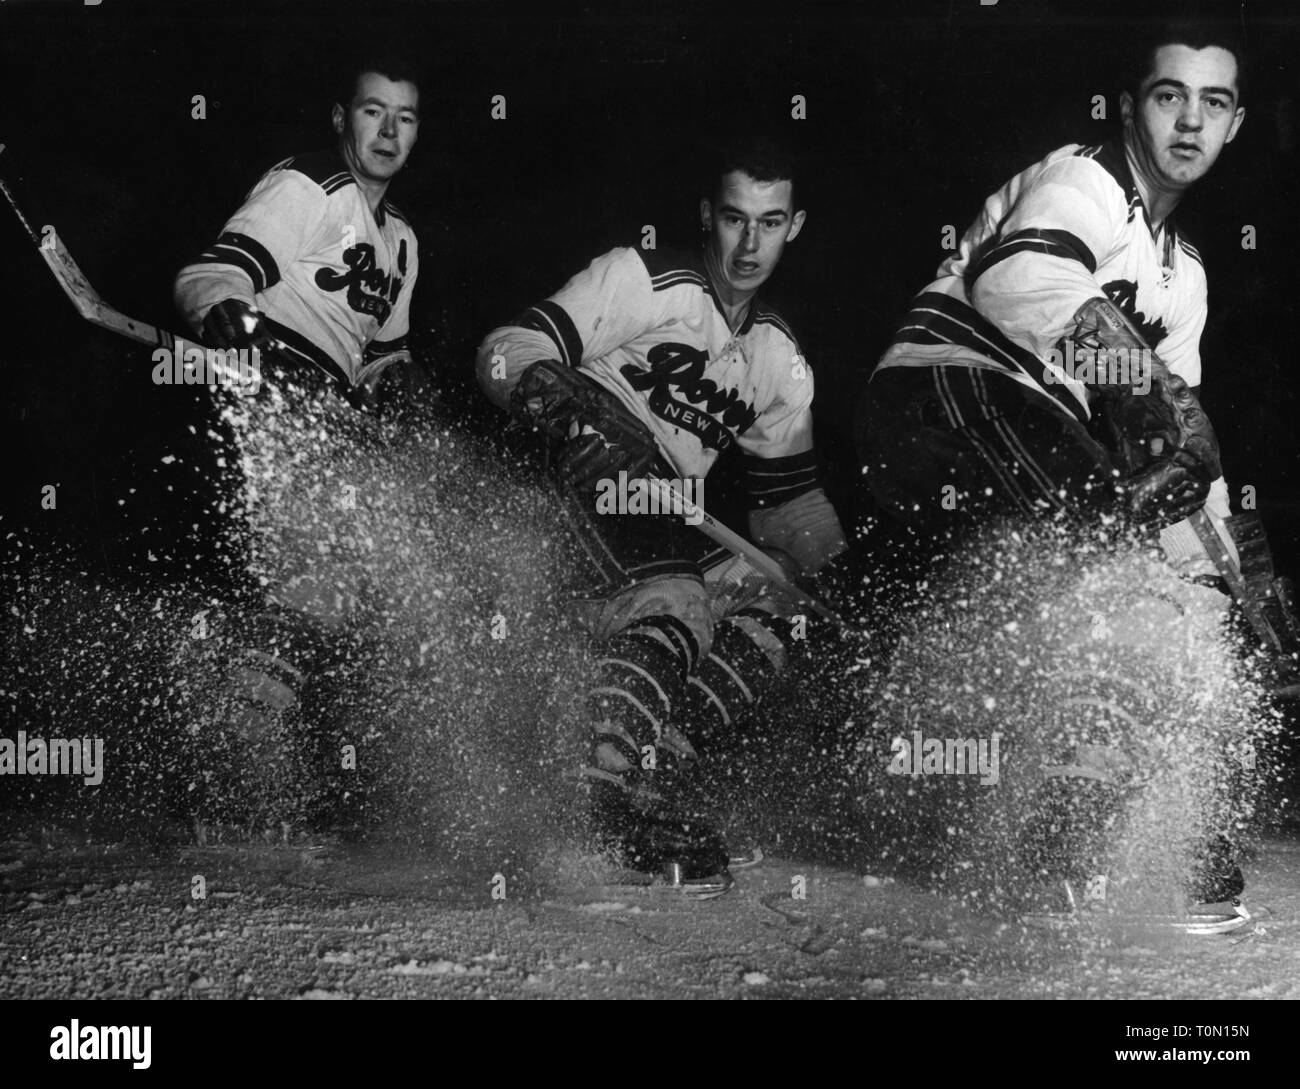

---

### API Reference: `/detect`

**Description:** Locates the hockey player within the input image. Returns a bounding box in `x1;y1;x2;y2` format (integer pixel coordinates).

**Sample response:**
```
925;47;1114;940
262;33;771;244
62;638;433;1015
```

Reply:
173;54;423;821
858;20;1273;907
860;20;1242;568
476;138;849;892
176;59;420;401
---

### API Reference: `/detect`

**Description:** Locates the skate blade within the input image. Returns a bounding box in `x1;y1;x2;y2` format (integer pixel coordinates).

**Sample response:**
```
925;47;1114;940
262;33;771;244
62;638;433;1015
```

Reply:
661;861;735;899
1022;900;1252;936
593;860;736;900
729;845;763;870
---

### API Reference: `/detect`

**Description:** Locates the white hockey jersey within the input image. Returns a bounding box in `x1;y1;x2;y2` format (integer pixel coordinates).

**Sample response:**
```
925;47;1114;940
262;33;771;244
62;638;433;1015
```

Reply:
175;149;418;389
875;139;1208;425
477;246;846;573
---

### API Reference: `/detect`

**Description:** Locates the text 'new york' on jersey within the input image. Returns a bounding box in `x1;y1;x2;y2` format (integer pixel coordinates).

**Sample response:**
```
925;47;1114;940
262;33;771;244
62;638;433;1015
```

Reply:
500;245;822;510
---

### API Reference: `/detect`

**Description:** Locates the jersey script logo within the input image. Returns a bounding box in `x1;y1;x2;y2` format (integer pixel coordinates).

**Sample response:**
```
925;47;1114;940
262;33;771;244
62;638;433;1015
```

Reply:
621;342;758;453
1103;279;1169;348
316;239;408;325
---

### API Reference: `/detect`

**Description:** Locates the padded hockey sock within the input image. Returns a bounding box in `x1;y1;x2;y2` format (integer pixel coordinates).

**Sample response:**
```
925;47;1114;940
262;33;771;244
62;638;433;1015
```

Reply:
223;603;332;741
584;613;697;786
681;606;791;749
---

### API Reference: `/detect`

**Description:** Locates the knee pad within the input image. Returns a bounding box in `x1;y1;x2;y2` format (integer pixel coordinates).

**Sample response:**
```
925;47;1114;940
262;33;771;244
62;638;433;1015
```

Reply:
572;573;713;662
589;613;702;776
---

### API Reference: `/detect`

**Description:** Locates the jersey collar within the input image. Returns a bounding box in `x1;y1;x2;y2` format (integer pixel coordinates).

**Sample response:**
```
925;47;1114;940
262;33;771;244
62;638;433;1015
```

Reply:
698;246;759;335
1097;135;1181;258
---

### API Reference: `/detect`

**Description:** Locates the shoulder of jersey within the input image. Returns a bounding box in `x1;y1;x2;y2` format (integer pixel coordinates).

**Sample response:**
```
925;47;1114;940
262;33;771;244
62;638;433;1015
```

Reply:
268;150;357;195
634;246;799;343
1070;140;1144;224
636;246;709;292
381;199;412;228
1174;227;1205;269
266;151;413;229
1075;140;1204;268
750;299;799;346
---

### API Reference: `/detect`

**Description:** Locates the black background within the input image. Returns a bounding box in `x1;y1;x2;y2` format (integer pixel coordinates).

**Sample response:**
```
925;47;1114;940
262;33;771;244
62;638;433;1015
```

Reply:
1;0;1297;581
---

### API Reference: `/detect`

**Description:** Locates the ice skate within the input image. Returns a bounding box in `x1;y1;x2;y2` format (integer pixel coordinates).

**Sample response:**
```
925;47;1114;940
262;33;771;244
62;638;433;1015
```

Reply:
586;775;734;899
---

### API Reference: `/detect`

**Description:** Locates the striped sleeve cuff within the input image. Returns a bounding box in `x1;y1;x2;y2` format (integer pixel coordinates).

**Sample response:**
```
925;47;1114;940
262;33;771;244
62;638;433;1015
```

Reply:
968;227;1097;283
365;334;409;362
744;450;819;509
512;300;583;368
196;231;281;294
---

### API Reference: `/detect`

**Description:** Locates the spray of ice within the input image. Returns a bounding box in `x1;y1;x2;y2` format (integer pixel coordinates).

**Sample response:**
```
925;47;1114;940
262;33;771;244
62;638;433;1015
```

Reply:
847;518;1285;915
3;377;598;890
2;379;1287;912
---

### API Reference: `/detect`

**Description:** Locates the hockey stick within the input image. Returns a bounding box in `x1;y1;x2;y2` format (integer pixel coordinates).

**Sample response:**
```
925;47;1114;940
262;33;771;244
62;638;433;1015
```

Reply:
4;142;838;629
646;473;851;631
0;142;205;354
0;143;409;386
0;142;262;390
1189;509;1284;653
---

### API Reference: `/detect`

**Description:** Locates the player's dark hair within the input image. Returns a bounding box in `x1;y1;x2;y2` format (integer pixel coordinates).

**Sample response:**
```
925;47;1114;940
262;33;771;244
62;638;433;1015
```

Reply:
1123;15;1248;105
703;134;802;212
337;48;424;110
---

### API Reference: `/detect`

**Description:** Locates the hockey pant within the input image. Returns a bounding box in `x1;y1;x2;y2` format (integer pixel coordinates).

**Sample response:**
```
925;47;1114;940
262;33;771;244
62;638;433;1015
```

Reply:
859;364;1236;576
860;364;1117;535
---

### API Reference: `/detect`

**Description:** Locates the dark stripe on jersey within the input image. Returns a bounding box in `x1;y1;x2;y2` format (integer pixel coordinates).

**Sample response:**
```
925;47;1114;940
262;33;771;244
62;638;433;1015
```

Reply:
383;201;409;226
969;227;1098;282
200;231;281;293
517;300;583;368
651;272;708;293
743;449;819;508
322;174;355;195
280;149;354;190
638;247;707;279
1176;238;1203;267
1082;138;1137;203
263;317;353;389
365;335;408;361
893;291;1087;423
754;305;798;344
634;245;766;334
1076;139;1145;225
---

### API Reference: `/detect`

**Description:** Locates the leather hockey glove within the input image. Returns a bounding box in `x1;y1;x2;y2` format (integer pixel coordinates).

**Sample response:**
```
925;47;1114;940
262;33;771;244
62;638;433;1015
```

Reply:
201;298;273;351
1071;297;1221;529
510;358;659;493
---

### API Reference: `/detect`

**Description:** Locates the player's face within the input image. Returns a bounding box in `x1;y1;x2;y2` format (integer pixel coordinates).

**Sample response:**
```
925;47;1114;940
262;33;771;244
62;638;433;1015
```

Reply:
333;72;420;184
700;172;805;299
1122;45;1244;191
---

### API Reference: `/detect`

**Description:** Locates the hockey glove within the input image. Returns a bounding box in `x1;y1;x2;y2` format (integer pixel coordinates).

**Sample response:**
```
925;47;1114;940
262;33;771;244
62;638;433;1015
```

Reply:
1071;297;1221;529
201;298;273;351
511;358;659;493
1107;367;1220;527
